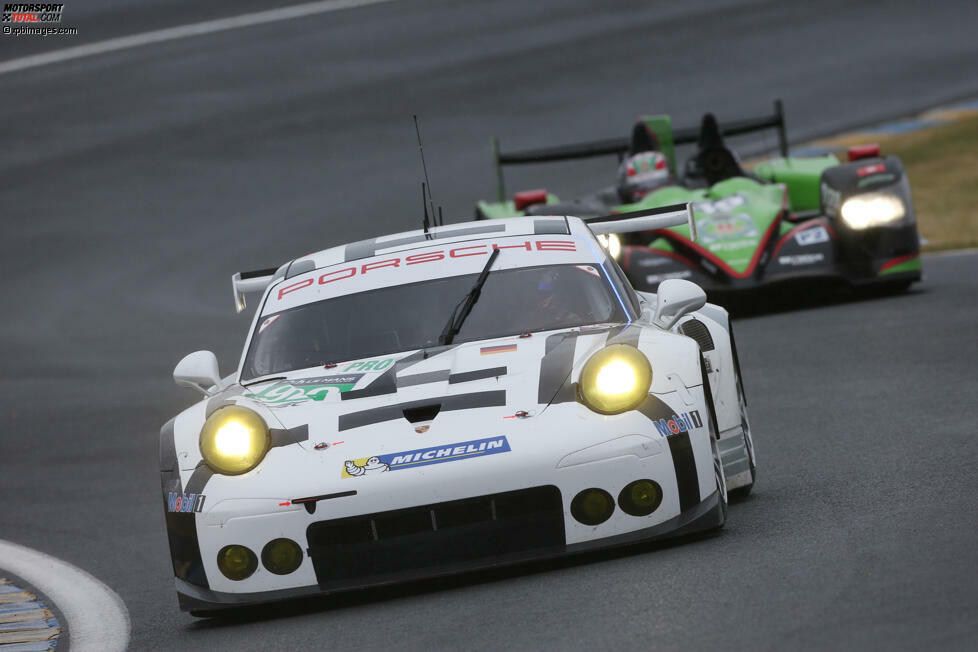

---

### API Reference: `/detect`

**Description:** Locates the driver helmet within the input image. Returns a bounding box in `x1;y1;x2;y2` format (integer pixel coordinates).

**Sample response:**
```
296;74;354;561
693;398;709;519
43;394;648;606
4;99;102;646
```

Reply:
534;268;572;314
617;150;671;203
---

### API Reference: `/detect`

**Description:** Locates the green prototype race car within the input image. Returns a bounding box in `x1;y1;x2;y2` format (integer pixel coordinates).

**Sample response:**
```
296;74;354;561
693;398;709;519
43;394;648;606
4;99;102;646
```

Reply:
475;101;922;296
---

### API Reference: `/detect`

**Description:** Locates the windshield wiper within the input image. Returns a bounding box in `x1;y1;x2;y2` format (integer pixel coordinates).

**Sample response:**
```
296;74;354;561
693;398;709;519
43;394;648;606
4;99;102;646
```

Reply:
241;375;288;387
438;248;501;346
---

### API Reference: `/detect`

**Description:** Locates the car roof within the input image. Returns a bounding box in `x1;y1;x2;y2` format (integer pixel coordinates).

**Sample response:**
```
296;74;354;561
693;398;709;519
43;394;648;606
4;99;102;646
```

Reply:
280;215;590;278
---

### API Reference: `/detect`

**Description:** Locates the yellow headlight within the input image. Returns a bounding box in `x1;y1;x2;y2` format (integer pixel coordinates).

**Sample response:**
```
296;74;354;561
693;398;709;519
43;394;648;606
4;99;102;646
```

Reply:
578;344;652;414
199;406;269;475
840;193;905;229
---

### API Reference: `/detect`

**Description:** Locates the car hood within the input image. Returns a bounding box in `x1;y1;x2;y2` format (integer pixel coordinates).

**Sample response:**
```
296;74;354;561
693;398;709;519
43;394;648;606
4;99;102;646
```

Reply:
235;327;619;452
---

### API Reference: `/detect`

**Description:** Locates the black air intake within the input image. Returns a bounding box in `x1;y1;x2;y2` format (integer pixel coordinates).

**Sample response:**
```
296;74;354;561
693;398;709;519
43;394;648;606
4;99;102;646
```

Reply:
306;485;564;586
680;319;715;352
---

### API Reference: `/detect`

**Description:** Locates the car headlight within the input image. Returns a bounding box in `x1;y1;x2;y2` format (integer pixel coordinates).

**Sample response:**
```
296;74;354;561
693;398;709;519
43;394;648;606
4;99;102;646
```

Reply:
199;406;270;475
596;233;622;260
578;344;652;415
840;193;905;229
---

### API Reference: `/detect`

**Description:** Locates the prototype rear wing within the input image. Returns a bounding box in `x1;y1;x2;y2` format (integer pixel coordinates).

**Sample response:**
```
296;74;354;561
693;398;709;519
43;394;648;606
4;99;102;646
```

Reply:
231;267;277;313
491;99;787;201
586;202;696;242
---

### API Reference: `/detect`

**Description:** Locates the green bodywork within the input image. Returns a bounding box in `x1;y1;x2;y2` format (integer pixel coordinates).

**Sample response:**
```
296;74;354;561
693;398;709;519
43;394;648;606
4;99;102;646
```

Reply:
617;177;785;274
878;256;922;276
478;162;831;273
753;155;838;211
481;110;840;272
477;193;561;220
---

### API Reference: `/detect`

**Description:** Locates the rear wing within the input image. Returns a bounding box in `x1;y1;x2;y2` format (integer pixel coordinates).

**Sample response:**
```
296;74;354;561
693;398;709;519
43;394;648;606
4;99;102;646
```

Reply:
231;267;277;313
586;202;696;242
491;99;787;201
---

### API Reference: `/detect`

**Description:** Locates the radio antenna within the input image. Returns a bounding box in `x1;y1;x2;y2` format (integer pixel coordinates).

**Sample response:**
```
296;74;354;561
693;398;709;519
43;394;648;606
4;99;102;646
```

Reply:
414;115;437;236
421;183;431;237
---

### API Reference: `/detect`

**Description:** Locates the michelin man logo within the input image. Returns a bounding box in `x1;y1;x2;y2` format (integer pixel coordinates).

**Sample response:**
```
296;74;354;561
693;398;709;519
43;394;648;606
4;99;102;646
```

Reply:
340;436;512;479
343;456;390;477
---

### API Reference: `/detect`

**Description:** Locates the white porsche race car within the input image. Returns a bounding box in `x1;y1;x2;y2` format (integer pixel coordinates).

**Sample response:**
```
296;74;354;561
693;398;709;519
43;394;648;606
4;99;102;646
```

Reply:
161;206;756;614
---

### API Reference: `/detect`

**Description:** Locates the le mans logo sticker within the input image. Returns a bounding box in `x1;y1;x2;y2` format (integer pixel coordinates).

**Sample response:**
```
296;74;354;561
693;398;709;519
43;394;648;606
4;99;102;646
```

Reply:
342;436;511;478
244;374;365;406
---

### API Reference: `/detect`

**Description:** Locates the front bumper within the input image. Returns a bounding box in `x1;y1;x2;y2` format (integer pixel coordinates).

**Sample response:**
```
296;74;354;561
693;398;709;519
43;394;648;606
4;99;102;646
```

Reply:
169;396;721;611
177;489;722;613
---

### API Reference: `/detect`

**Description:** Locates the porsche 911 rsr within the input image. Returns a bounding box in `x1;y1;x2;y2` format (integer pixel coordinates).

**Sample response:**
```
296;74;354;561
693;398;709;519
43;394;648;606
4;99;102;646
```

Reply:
161;210;756;614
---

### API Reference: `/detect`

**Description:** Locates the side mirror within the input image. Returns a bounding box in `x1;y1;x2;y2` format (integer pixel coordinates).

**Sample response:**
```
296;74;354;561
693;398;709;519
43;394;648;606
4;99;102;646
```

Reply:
653;279;707;330
173;350;221;395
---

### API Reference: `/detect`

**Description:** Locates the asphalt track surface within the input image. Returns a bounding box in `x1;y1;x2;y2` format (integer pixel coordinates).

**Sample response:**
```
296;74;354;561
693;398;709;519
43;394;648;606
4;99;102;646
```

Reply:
2;1;977;649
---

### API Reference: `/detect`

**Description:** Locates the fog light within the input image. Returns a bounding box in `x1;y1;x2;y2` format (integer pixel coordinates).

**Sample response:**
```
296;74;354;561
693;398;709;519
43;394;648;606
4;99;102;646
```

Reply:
261;538;303;575
217;544;258;581
571;488;615;526
618;479;663;517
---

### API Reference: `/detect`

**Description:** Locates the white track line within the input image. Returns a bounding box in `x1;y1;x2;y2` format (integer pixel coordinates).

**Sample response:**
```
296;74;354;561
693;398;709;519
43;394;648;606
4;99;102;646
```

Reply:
0;0;397;75
0;539;129;652
923;247;978;258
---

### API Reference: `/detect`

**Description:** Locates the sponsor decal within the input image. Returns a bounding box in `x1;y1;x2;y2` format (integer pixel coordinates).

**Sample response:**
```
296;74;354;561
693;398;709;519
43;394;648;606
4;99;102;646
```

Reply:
274;238;579;303
342;435;511;478
692;195;760;248
857;163;887;177
693;193;746;216
653;411;703;438
244;374;365;406
794;226;829;246
821;184;842;215
778;253;825;266
645;270;692;284
343;358;394;372
414;425;430;434
574;264;601;278
258;314;280;334
167;491;205;513
704;357;714;374
706;237;758;252
637;256;672;267
481;344;517;355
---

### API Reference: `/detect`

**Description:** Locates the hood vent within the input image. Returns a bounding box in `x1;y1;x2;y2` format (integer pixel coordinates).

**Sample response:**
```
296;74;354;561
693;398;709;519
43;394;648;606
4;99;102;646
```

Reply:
403;403;441;423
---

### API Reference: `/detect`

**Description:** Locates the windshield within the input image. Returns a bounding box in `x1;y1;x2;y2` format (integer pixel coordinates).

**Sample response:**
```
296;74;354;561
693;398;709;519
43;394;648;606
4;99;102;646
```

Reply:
242;263;628;380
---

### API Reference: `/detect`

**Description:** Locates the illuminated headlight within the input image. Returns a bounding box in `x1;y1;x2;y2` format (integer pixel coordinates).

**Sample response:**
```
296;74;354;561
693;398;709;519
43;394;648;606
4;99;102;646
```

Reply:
578;344;652;415
199;406;270;475
596;233;622;259
840;193;906;229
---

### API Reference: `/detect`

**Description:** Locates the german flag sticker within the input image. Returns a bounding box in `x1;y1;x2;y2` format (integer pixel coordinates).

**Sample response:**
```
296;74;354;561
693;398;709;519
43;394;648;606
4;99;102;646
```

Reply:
481;344;517;355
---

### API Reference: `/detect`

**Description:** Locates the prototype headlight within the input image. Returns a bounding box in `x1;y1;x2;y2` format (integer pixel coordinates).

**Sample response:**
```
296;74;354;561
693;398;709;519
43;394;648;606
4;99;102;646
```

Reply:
199;406;270;475
596;233;622;260
578;344;652;415
840;193;906;229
